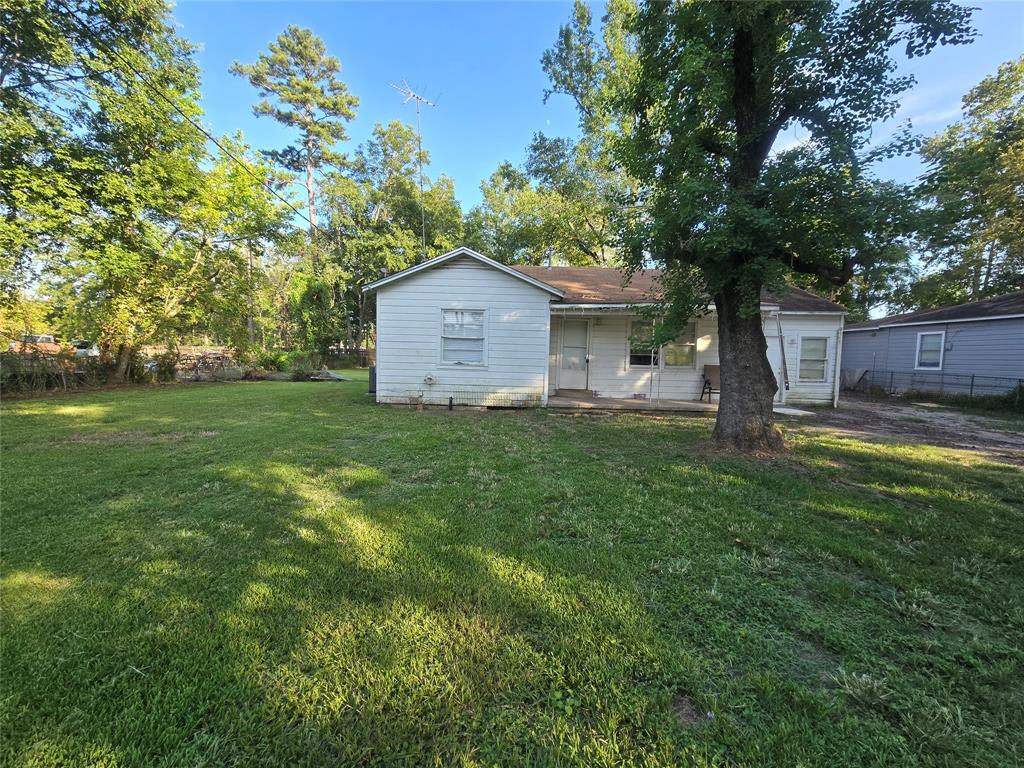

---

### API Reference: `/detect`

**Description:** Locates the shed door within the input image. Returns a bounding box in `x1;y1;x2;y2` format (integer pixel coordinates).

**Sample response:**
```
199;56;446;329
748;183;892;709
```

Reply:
560;319;590;390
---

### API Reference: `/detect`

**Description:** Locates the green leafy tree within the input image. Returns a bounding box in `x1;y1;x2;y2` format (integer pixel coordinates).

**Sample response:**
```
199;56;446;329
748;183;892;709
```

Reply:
464;163;552;263
0;0;172;301
322;121;463;352
908;56;1024;309
465;2;631;266
546;0;973;449
466;141;619;266
231;26;358;272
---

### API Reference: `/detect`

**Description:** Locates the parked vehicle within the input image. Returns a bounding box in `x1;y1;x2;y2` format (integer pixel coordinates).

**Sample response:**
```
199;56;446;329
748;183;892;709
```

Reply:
7;334;63;355
70;339;101;357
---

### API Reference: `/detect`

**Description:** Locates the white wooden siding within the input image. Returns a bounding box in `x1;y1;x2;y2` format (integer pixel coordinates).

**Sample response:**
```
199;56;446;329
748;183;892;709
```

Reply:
375;257;552;405
779;314;843;404
549;311;841;404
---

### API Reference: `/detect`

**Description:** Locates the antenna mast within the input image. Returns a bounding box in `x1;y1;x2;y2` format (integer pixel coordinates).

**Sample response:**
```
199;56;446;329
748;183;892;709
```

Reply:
390;80;435;257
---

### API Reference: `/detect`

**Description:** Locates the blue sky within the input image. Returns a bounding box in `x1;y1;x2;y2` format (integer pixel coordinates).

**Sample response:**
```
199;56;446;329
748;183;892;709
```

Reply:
175;1;1024;210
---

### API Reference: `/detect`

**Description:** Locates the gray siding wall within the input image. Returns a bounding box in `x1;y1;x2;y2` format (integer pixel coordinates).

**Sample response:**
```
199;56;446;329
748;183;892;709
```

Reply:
842;317;1024;392
840;329;889;372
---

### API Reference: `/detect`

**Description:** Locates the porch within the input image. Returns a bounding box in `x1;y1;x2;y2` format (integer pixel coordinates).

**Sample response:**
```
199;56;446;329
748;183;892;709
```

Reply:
548;392;717;412
546;391;814;416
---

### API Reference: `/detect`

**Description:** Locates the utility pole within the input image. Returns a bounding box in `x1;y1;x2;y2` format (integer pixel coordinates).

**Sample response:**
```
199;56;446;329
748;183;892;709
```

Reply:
390;80;435;258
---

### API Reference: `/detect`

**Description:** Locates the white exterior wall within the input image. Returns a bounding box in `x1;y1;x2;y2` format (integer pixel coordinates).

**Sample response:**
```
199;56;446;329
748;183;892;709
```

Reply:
375;257;553;406
778;313;844;404
588;314;718;400
548;311;842;404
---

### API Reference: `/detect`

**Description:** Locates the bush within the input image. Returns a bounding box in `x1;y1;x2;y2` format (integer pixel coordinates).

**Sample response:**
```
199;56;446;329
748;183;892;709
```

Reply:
322;353;360;369
152;350;179;382
123;350;150;384
254;350;289;372
284;350;322;375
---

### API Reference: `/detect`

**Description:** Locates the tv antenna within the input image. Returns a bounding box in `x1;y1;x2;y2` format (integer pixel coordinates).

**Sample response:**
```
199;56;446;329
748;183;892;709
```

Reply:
390;80;435;257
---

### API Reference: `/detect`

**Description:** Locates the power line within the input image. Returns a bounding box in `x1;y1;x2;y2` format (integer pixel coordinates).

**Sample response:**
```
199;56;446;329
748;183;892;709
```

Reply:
50;0;324;237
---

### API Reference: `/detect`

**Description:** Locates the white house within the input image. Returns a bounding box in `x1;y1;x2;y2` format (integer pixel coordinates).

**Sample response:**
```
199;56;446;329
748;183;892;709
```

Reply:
364;247;846;408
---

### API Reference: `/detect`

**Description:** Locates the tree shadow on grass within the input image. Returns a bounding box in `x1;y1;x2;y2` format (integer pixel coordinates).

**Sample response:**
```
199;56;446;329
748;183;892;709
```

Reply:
2;396;1022;766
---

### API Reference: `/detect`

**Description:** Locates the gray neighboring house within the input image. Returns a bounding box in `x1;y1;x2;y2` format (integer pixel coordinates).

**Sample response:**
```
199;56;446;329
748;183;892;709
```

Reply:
841;291;1024;395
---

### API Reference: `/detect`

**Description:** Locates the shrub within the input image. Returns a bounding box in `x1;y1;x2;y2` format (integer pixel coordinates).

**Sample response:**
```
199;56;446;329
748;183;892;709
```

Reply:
285;350;322;375
124;350;150;384
152;350;179;382
254;350;289;372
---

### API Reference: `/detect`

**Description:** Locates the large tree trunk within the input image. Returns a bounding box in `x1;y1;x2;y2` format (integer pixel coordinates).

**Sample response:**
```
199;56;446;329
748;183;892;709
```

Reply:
712;285;783;451
108;343;135;384
246;244;256;346
305;129;318;274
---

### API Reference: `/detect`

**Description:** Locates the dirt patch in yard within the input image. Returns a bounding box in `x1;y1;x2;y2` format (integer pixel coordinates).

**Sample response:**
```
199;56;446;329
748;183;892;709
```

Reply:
673;693;713;729
782;395;1024;465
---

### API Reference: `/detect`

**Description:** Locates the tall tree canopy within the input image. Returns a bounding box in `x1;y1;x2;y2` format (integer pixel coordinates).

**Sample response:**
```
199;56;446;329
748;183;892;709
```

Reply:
320;121;463;352
907;56;1024;309
2;0;296;376
0;0;175;301
545;0;974;450
466;136;618;266
231;25;358;271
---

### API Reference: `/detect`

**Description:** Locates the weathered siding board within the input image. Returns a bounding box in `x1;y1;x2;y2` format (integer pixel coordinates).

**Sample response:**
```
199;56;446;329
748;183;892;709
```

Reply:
375;257;552;405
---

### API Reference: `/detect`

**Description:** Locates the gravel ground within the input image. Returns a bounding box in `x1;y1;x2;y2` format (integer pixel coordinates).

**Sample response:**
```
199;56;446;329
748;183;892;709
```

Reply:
784;394;1024;465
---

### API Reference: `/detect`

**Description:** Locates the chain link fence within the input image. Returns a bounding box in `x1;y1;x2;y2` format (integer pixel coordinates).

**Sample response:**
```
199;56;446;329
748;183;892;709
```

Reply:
843;368;1024;398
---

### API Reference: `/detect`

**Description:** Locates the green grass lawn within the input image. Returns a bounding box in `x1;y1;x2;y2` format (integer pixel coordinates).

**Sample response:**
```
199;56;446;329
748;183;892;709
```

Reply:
2;373;1022;767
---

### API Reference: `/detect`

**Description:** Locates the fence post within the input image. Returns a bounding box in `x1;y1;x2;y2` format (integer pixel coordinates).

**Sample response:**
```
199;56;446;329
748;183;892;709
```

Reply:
889;370;894;393
969;374;975;400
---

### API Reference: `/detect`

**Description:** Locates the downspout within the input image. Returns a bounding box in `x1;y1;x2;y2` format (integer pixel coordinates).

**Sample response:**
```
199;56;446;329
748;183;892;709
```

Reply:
774;311;789;404
832;314;845;408
542;300;552;405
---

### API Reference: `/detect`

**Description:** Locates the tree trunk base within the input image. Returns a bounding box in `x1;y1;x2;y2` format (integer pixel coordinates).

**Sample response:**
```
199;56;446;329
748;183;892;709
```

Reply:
711;286;783;452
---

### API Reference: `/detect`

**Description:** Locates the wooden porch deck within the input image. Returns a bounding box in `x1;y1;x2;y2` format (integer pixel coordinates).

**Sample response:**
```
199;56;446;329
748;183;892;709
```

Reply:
546;393;815;416
547;394;718;413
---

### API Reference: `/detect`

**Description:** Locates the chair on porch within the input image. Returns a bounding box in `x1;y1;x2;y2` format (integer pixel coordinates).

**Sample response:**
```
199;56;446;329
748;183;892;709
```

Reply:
700;364;720;402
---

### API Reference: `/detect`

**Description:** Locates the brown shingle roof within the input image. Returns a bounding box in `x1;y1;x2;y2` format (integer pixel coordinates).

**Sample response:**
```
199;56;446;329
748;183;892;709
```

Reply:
512;266;845;313
845;290;1024;331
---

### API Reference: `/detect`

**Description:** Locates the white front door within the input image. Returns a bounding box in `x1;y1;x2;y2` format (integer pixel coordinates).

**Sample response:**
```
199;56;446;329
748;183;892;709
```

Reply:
559;319;590;390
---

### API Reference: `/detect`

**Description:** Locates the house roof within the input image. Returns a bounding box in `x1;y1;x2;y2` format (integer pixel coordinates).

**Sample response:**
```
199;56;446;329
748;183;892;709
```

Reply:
844;290;1024;332
361;248;843;312
512;266;845;313
361;247;565;297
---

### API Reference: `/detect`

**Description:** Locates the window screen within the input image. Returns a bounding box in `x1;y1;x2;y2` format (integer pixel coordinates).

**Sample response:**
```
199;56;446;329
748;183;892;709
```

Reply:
629;320;658;367
663;322;697;367
798;337;828;381
916;332;943;369
441;310;485;364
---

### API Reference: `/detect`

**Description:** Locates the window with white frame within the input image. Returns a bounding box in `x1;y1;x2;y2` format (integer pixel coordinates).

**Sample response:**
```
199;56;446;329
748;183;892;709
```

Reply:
916;331;944;369
798;337;829;381
662;321;697;367
441;309;486;364
628;320;658;367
